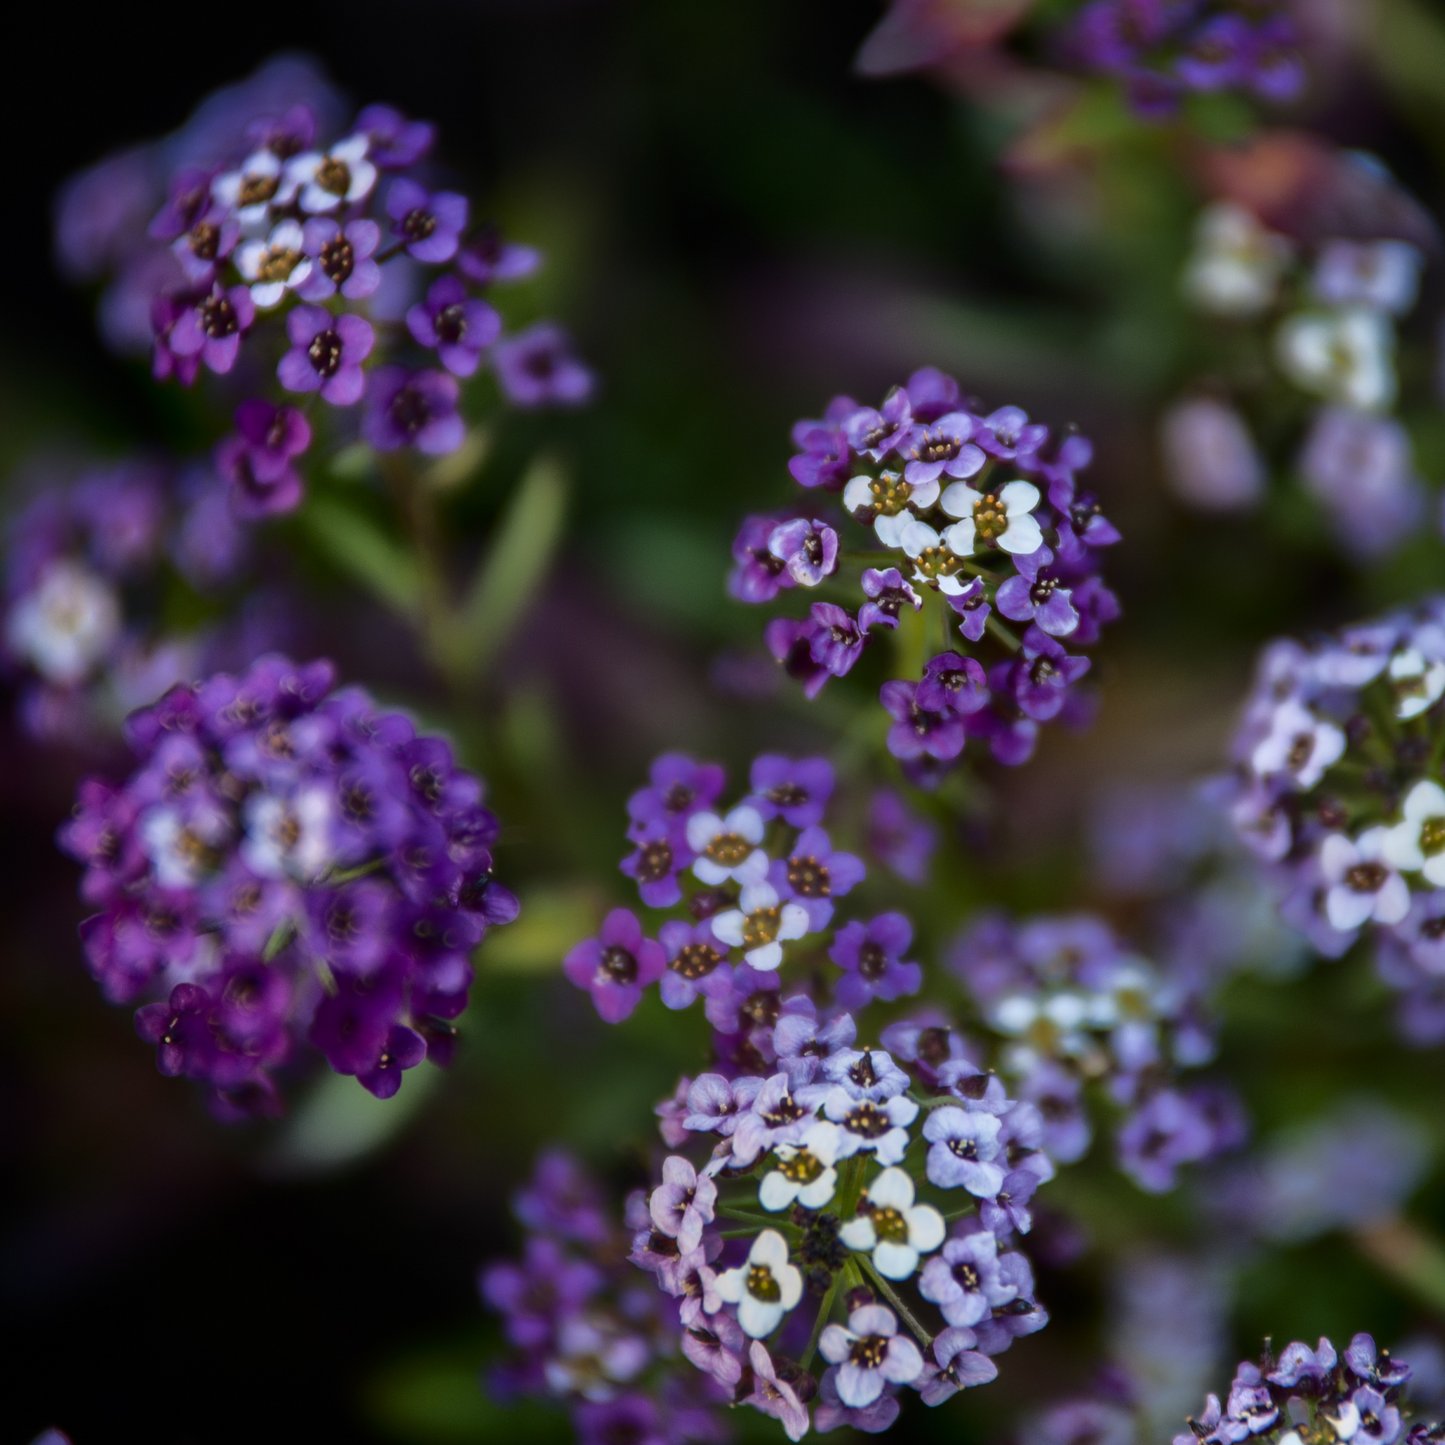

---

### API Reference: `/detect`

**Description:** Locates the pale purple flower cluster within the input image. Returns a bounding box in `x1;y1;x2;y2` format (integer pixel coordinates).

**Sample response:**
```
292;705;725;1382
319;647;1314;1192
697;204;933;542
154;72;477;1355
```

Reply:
55;60;593;519
56;653;517;1116
480;1150;728;1442
736;369;1119;781
1225;601;1445;1029
948;912;1245;1192
1173;1335;1429;1445
1070;0;1304;117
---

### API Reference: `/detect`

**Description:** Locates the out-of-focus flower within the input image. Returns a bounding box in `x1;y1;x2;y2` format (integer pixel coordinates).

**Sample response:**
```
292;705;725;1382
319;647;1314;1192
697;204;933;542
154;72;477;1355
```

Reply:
1183;204;1290;317
1277;308;1396;411
1161;398;1265;512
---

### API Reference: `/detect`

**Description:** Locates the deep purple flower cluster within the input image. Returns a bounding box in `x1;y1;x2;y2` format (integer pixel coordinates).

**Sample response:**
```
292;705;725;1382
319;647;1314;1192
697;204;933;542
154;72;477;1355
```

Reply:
1173;1334;1431;1445
56;653;517;1115
481;1150;728;1443
58;61;593;520
948;911;1245;1192
1;459;261;745
1225;600;1445;1041
735;369;1119;782
1069;0;1304;117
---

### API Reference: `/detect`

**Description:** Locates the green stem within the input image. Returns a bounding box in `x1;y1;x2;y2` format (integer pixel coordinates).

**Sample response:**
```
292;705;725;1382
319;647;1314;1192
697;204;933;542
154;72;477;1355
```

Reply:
857;1255;934;1347
985;614;1022;653
800;1270;843;1372
717;1205;790;1231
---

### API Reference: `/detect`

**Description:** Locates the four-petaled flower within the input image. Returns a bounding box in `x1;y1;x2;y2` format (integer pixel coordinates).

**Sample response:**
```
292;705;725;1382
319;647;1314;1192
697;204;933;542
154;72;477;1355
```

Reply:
818;1302;924;1408
838;1166;945;1279
759;1119;842;1211
710;880;810;971
563;908;666;1023
715;1230;803;1338
940;479;1043;555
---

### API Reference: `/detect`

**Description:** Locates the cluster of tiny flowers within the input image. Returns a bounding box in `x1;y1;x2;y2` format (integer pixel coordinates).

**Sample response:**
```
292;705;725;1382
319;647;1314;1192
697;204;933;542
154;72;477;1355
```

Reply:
62;74;592;521
56;653;517;1116
1068;0;1304;117
481;1150;728;1445
1225;599;1445;1042
1174;200;1426;556
0;455;279;746
948;911;1245;1193
733;369;1120;782
1173;1334;1433;1445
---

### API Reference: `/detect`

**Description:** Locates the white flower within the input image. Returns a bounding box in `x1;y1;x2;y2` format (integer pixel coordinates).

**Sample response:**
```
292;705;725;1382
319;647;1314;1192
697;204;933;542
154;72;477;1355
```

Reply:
1276;307;1396;412
843;471;941;548
710;880;809;970
899;519;972;596
234;219;313;308
212;149;283;229
1383;781;1445;886
1319;828;1410;932
714;1229;804;1338
1250;698;1345;790
1314;240;1422;316
139;804;230;888
685;805;769;886
824;1089;918;1166
1387;648;1445;720
837;1166;945;1280
5;560;120;685
939;479;1042;556
241;786;334;882
1182;203;1289;317
759;1120;842;1211
283;135;377;214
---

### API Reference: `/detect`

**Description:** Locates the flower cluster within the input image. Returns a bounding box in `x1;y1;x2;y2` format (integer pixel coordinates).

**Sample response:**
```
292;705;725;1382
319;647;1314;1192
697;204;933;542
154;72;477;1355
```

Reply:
1;457;265;745
56;653;517;1116
733;369;1120;781
1068;0;1304;117
481;1150;728;1445
1172;1333;1428;1445
1225;599;1445;1043
948;911;1245;1193
1174;199;1427;556
61;65;592;521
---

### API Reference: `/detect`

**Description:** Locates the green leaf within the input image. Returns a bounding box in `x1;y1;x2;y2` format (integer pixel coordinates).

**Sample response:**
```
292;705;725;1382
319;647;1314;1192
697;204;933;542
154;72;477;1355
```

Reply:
441;453;568;684
304;498;423;619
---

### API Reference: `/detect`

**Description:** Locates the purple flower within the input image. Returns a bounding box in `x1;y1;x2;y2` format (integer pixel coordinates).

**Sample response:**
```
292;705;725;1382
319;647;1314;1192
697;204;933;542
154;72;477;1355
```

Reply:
859;567;922;633
916;652;989;716
745;1341;810;1442
513;1147;610;1244
868;789;938;885
620;821;691;908
1002;626;1091;722
455;225;542;285
765;617;833;699
729;515;793;604
356;103;435;168
773;1009;857;1089
297;217;381;301
683;1072;765;1136
830;914;922;1010
916;1326;998;1406
947;577;992;642
214;434;303;519
277;306;374;405
1268;1338;1339;1387
1117;1089;1215;1193
906;366;962;422
171;203;240;284
918;1225;1018;1327
924;1105;1005;1196
681;1314;746;1386
164;282;255;376
1018;1061;1091;1163
1300;407;1424;562
809;602;866;677
627;754;726;837
648;1154;718;1255
563;908;666;1023
843;386;912;460
789;395;855;491
819;1303;924;1407
407;274;501;378
880;680;966;761
815;1364;901;1432
978;1168;1039;1237
898;412;986;486
492;323;595;408
1346;1334;1411;1388
385;177;468;262
767;517;838;587
658;919;733;1010
746;754;833;828
996;545;1080;636
1176;13;1252;89
233;399;311;480
769;825;866;932
363;366;465;454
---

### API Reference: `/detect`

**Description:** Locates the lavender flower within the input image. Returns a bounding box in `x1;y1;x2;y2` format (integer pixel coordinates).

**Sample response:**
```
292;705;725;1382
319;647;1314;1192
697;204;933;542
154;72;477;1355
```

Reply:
563;909;667;1023
277;306;374;405
868;789;938;885
363;366;465;454
830;914;922;1009
407;274;501;377
819;1302;924;1407
386;177;468;263
297;217;381;301
492;323;595;408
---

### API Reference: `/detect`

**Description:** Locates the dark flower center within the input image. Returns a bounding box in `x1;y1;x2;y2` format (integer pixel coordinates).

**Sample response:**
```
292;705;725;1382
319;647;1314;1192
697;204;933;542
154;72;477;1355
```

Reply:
671;942;722;980
935;667;969;694
954;1260;981;1289
746;1264;781;1302
389;385;433;435
435;302;468;345
768;783;808;808
1286;733;1315;769
634;840;674;883
843;1102;890;1139
663;781;694;812
948;1136;980;1160
1030;578;1057;604
849;1053;879;1088
307;328;344;377
1029;656;1058;686
342;781;374;823
857;942;889;981
201;293;239;338
523;347;557;380
1346;862;1388;893
189;222;221;260
918;1027;950;1065
315;157;352;196
705;831;751;866
601;946;637;984
849;1334;890;1369
318;235;355;284
743;990;781;1026
265;413;291;450
256;246;303;284
401;207;437;242
237;173;279;209
1423;917;1445;940
787;855;830;897
760;1092;806;1127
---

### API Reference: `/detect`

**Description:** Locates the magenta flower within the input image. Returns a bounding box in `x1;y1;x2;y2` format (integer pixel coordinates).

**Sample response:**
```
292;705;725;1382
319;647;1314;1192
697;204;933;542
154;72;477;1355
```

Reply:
297;218;381;301
362;366;465;455
233;399;311;481
165;283;255;376
407;275;501;378
563;908;666;1023
277;306;374;405
386;177;468;262
492;323;595;408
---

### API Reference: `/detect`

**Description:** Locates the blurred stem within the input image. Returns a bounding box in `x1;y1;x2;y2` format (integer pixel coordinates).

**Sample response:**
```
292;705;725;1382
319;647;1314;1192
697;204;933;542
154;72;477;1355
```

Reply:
800;1270;843;1371
377;451;454;679
1352;1215;1445;1317
858;1256;933;1347
986;614;1022;653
